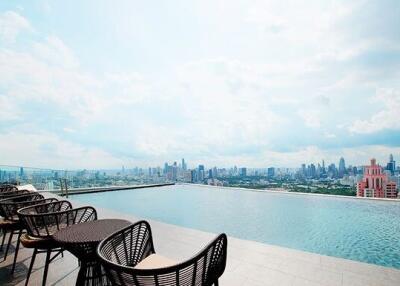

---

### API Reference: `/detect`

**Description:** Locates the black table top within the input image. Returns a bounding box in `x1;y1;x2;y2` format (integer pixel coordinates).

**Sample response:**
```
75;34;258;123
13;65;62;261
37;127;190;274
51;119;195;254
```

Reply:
53;219;131;244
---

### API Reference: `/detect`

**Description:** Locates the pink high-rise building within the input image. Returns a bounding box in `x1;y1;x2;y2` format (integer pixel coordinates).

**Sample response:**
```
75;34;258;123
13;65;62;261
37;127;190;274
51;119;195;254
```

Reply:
357;158;398;199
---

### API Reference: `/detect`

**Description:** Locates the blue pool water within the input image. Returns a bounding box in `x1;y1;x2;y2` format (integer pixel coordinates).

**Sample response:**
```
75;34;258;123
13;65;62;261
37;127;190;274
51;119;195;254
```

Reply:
73;184;400;269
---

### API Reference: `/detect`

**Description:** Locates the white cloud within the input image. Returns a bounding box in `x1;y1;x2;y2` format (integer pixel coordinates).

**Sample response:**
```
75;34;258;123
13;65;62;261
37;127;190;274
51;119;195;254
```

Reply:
0;95;21;121
246;1;358;46
32;36;79;68
323;132;336;139
0;11;31;43
298;109;321;128
0;4;399;169
186;145;400;168
349;88;400;133
0;131;128;169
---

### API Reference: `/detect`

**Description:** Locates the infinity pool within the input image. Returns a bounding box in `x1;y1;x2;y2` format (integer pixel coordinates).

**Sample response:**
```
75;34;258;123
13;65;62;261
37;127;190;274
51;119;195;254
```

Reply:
73;184;400;269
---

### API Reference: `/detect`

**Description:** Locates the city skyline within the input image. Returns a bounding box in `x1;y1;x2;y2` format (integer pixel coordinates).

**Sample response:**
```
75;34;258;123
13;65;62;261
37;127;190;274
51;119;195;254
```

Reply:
1;154;398;199
4;153;397;174
1;1;400;169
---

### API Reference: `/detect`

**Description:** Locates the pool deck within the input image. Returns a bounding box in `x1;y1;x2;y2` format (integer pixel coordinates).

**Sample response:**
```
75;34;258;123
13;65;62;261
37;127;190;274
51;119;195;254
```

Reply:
0;192;399;286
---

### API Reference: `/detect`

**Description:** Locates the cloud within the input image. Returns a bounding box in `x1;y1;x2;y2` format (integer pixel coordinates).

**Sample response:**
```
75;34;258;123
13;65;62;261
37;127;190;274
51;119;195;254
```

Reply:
188;145;400;168
323;132;336;139
0;131;128;169
297;109;321;128
32;36;79;68
0;11;31;43
349;88;400;133
0;96;21;121
1;3;400;169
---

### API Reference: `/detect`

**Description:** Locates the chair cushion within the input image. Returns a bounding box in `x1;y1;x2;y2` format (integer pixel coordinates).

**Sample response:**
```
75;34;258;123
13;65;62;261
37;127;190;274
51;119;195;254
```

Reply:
0;218;19;229
0;218;15;226
20;234;58;249
134;254;176;270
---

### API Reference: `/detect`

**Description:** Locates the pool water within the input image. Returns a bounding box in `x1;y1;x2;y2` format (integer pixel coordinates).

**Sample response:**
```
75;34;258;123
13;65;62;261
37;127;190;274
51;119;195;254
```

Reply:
73;184;400;269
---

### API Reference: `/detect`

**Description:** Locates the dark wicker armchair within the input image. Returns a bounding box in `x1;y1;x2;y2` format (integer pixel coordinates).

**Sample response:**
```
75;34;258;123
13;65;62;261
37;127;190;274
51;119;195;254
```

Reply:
97;221;228;286
0;194;56;273
0;192;39;251
17;202;97;286
0;189;31;200
0;184;18;193
0;193;42;242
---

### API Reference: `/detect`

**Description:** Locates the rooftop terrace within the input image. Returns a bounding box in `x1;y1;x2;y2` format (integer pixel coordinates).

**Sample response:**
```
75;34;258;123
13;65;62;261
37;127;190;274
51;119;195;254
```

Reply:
0;188;399;286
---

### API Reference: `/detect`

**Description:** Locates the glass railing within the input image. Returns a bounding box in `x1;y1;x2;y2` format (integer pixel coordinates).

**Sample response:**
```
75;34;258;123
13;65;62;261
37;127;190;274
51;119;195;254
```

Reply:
0;165;170;193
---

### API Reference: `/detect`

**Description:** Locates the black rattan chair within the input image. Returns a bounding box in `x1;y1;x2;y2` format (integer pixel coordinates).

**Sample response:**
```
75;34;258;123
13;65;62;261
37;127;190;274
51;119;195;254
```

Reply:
97;221;228;286
0;190;35;251
0;193;44;255
0;189;31;200
18;202;96;286
0;184;18;193
0;194;55;273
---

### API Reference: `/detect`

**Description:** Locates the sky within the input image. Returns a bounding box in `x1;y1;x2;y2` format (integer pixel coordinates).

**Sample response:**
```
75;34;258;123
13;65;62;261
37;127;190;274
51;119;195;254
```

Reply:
0;0;399;169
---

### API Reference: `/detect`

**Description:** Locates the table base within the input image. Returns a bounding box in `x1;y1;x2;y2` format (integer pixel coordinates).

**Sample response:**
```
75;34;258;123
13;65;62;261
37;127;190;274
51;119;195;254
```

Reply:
76;259;111;286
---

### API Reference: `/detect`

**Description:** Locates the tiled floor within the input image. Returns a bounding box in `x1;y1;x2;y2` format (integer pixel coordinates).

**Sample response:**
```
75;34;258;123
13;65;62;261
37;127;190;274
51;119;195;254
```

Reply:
0;192;399;286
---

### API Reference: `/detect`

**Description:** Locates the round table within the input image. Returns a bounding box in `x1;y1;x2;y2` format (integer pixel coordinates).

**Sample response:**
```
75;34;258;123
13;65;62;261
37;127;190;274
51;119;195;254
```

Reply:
53;219;131;286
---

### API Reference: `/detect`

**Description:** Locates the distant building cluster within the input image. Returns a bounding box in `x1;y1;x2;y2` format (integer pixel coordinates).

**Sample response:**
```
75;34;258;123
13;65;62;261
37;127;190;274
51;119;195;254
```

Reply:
297;157;359;181
1;154;399;198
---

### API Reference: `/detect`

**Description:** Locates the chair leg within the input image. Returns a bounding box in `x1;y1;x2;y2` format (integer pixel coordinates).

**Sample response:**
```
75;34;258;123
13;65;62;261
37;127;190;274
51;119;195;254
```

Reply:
0;229;6;251
25;248;37;286
3;230;14;261
42;249;51;286
11;229;23;274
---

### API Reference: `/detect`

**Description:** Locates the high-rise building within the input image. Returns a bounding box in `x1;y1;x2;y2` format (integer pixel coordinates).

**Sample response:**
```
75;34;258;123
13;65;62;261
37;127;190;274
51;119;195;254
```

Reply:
182;158;187;171
198;165;205;182
212;167;218;178
309;164;316;178
357;158;398;198
190;170;197;183
386;154;396;175
267;167;275;178
172;162;178;181
301;164;306;177
239;167;247;177
338;157;346;178
327;163;337;178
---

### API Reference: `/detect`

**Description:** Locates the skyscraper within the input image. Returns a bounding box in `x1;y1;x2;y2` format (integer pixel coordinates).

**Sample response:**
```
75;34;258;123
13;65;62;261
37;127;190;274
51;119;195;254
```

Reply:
182;158;187;171
198;165;205;181
386;154;396;175
338;157;346;178
172;162;178;181
267;167;275;178
190;169;197;183
163;162;168;174
301;164;306;177
309;164;316;178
